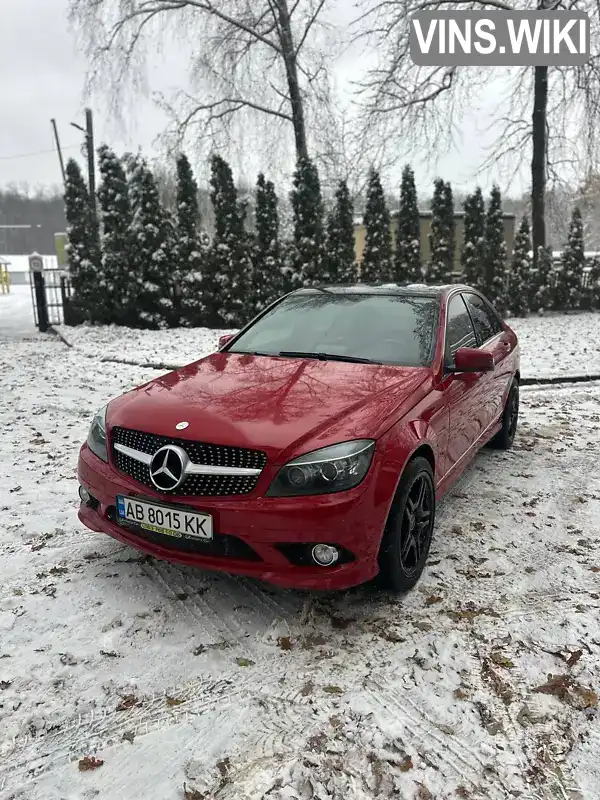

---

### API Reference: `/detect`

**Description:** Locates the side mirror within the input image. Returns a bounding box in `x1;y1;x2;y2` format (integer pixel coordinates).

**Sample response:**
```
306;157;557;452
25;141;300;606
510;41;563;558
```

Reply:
453;347;494;373
218;333;235;350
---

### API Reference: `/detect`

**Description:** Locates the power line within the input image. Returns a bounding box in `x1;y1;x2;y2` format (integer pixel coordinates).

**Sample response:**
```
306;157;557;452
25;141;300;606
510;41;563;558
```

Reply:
0;144;81;161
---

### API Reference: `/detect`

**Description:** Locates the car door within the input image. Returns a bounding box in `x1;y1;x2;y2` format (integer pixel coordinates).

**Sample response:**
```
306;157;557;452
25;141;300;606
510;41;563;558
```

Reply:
439;293;485;473
462;292;512;427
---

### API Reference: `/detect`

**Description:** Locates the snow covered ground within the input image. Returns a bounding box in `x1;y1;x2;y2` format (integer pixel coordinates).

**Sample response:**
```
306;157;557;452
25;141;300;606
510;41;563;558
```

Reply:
0;285;35;338
1;299;599;800
56;310;600;380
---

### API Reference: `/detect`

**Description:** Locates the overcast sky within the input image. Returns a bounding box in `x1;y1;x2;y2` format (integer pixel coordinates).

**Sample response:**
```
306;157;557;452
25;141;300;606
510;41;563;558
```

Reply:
0;0;522;197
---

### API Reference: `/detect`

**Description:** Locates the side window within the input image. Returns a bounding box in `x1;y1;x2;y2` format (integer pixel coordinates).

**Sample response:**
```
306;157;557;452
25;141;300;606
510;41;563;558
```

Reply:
444;295;477;368
463;293;502;344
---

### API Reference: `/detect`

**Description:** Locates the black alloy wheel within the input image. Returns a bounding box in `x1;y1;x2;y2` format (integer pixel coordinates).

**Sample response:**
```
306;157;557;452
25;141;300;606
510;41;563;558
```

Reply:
379;456;436;592
491;380;519;450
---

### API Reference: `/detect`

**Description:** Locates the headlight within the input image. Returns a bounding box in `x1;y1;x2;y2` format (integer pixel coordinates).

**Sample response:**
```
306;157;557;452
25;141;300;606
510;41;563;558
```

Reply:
87;405;108;462
267;440;375;497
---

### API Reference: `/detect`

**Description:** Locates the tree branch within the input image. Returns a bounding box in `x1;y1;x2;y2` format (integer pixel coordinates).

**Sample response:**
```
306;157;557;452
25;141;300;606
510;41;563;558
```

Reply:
180;96;294;127
108;0;282;53
295;0;327;56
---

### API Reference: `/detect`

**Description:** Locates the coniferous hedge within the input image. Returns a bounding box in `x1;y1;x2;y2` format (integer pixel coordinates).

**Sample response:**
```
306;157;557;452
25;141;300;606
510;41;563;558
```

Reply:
64;151;599;328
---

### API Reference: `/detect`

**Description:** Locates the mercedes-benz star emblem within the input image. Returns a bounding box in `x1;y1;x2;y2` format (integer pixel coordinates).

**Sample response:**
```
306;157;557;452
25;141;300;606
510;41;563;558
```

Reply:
149;445;189;492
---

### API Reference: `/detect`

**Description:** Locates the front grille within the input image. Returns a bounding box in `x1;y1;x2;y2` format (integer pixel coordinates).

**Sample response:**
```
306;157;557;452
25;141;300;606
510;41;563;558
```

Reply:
111;426;266;497
107;507;261;561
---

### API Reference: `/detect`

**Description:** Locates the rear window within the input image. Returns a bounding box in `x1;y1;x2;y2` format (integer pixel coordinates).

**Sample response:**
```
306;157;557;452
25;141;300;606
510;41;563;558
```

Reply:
229;292;441;367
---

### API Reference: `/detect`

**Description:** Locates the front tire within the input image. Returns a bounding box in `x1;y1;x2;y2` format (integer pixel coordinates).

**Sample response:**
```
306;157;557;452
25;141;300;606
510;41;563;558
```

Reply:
490;380;519;450
378;457;436;593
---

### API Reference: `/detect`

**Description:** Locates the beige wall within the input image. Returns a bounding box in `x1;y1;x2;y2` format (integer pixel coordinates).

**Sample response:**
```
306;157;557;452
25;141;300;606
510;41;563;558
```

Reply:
353;213;516;274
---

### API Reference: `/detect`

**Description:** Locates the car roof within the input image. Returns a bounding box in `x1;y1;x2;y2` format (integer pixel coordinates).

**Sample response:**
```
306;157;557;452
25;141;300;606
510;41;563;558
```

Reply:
293;283;473;298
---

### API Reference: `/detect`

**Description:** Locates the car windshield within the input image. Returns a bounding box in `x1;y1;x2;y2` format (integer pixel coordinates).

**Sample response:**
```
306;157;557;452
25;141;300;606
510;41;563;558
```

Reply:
227;292;440;367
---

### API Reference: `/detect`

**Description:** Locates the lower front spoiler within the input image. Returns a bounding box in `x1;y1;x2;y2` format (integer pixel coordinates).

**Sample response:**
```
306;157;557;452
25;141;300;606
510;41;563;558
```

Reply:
78;503;379;591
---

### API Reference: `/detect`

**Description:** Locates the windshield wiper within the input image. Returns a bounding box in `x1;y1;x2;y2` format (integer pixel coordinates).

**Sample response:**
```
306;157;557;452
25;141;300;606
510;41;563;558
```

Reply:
278;351;381;365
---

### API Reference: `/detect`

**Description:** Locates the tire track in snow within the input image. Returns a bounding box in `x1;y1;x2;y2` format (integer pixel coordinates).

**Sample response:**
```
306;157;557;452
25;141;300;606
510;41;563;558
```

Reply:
365;676;536;800
238;692;323;763
0;674;321;798
83;693;250;800
140;559;301;657
363;675;516;799
0;675;243;795
139;559;257;655
230;574;301;627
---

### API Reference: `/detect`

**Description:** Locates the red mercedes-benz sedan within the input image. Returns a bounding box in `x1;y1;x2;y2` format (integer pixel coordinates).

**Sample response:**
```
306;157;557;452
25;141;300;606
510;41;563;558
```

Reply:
77;284;519;592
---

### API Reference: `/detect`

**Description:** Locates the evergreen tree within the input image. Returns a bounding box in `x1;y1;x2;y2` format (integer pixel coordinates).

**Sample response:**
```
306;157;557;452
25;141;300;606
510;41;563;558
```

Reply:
174;153;205;326
483;185;507;313
127;155;177;328
394;164;421;284
209;154;251;327
97;145;136;326
506;216;532;317
361;167;392;283
252;172;284;313
531;246;554;312
64;158;102;323
554;206;585;310
428;178;454;283
290;157;326;287
460;187;485;290
326;179;357;284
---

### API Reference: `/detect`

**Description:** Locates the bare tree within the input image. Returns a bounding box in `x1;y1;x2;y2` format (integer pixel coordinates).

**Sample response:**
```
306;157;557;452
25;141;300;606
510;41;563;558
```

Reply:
354;0;600;264
69;0;341;163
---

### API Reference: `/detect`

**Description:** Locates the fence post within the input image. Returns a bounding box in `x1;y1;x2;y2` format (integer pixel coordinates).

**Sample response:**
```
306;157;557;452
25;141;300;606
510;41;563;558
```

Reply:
0;263;10;294
29;253;49;333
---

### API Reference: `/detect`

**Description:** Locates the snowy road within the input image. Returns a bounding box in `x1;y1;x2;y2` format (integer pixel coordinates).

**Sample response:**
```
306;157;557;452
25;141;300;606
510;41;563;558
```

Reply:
1;331;599;799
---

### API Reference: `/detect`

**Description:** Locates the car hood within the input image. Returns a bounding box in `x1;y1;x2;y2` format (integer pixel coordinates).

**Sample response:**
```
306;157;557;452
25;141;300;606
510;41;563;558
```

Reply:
108;353;432;463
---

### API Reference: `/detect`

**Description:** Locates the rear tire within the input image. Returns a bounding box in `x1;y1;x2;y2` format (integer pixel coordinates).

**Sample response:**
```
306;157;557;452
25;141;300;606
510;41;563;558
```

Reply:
490;380;519;450
378;457;436;593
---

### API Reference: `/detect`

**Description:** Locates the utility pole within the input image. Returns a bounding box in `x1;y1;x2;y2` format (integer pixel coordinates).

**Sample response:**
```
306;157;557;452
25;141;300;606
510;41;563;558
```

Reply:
85;108;96;218
70;107;96;218
50;118;67;186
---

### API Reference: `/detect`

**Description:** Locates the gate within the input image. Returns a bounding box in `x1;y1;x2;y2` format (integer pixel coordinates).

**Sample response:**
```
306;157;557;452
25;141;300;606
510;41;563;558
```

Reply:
29;254;78;332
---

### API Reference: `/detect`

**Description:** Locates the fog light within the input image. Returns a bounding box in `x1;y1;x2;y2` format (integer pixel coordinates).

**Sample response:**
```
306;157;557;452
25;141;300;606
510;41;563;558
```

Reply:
312;544;339;567
79;486;90;503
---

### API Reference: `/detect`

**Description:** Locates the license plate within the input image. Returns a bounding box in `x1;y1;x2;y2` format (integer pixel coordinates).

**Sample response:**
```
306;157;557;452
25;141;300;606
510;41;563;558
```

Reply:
116;496;213;541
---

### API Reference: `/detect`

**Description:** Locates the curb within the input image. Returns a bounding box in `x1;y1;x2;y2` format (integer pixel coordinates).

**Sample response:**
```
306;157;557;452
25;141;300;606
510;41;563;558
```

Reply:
521;374;600;386
49;325;73;347
101;355;183;371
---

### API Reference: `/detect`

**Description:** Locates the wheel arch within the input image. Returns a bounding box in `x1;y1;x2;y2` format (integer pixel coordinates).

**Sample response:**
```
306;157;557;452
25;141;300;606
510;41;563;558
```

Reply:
377;422;438;511
407;443;435;475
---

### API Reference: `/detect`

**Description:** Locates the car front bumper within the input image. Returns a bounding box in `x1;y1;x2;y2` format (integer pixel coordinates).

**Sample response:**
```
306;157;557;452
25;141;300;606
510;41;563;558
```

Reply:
77;443;388;590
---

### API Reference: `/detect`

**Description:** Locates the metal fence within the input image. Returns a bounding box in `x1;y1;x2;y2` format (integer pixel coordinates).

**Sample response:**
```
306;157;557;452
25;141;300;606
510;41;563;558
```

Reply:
30;268;76;331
